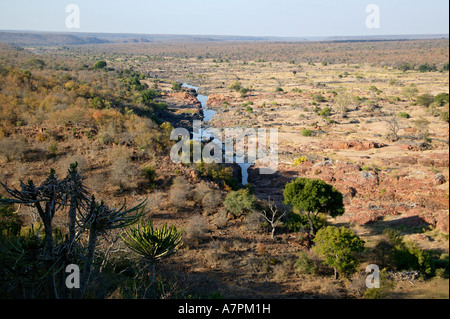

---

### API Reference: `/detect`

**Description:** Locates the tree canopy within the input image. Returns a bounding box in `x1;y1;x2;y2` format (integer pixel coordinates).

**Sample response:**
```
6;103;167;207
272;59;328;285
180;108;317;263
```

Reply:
283;178;344;239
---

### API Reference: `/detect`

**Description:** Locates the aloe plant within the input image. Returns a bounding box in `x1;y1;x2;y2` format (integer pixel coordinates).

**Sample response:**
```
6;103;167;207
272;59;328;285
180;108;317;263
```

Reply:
121;220;183;263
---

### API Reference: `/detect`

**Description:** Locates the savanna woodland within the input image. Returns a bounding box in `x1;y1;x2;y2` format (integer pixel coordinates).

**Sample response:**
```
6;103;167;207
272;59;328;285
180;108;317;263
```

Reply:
0;36;449;299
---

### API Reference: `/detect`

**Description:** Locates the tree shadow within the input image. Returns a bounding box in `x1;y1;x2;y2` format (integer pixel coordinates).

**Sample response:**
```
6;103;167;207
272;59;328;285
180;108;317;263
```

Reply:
363;215;431;236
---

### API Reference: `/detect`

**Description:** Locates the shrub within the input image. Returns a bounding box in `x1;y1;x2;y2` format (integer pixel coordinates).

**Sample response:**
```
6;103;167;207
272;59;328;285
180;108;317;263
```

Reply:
294;251;318;275
0;137;28;162
184;215;208;245
245;211;265;233
364;269;395;299
319;107;331;117
0;196;21;234
171;82;182;92
214;208;228;229
434;93;449;106
201;191;222;215
301;129;312;137
228;81;242;92
380;229;434;277
417;94;435;107
223;189;258;216
440;110;449;123
141;165;157;187
418;63;437;72
293;156;307;166
196;162;237;189
397;111;410;119
314;94;326;103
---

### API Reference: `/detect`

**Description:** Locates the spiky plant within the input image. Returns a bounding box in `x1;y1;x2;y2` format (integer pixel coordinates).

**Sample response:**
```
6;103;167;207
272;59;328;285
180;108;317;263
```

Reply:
121;220;183;263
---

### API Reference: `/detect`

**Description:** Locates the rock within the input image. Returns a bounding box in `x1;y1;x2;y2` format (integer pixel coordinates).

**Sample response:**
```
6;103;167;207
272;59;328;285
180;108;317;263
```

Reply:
434;174;446;185
328;140;386;151
397;156;418;165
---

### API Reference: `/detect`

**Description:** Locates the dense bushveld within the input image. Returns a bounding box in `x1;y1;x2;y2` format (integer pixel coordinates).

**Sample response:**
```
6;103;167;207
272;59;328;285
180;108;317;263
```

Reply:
0;40;448;299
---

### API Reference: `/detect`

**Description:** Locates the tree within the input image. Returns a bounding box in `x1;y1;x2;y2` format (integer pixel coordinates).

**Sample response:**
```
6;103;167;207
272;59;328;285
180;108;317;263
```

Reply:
93;60;107;70
283;178;344;246
259;200;287;239
313;226;365;279
334;93;354;114
402;85;419;101
417;94;435;108
434;93;449;106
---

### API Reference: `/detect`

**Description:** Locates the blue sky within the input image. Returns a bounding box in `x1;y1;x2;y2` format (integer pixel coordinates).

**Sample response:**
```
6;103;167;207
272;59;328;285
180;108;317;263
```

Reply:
0;0;448;37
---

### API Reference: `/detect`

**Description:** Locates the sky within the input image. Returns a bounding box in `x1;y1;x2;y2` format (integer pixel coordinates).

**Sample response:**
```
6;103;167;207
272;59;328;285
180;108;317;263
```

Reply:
0;0;448;37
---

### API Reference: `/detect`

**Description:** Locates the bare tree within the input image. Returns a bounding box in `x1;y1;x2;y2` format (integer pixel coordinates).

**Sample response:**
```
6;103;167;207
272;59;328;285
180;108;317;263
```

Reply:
260;201;287;239
386;116;401;142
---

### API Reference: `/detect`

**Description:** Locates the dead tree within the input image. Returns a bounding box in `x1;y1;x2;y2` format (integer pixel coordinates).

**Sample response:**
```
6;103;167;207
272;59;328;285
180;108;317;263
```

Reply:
260;201;287;239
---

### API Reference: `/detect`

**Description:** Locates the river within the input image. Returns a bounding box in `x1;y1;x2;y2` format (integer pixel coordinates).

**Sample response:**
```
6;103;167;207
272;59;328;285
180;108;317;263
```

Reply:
182;83;252;185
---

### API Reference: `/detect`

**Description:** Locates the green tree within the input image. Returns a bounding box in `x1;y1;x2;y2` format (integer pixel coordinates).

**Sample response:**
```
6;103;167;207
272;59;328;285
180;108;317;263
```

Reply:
417;94;435;107
434;93;449;106
93;60;107;70
402;85;419;101
228;81;242;92
313;226;365;279
283;178;344;243
171;82;182;92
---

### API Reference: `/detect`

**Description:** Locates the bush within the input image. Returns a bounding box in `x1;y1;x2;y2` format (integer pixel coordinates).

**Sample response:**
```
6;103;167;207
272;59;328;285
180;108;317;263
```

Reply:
171;82;182;92
434;93;449;106
417;94;435;107
440;110;449;123
293;156;307;166
397;111;410;119
380;229;434;277
169;177;193;209
141;165;157;187
294;251;317;275
223;189;258;216
228;81;242;92
0;138;28;162
245;211;265;233
184;215;208;245
0;196;21;234
301;129;312;137
319;107;331;117
364;269;395;299
418;63;437;72
196;162;237;189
